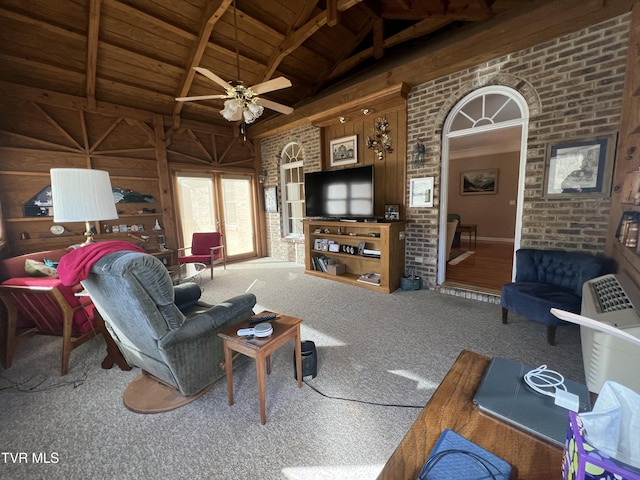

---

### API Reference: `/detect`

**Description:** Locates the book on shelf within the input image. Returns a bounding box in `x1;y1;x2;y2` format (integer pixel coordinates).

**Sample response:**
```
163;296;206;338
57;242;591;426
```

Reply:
312;254;329;272
362;248;381;258
357;273;381;285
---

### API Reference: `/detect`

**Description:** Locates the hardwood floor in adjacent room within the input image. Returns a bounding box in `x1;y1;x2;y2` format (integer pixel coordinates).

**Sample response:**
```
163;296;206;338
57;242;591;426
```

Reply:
445;241;514;294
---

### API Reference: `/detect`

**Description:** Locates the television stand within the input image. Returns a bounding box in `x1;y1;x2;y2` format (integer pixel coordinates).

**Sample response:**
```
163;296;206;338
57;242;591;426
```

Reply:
303;219;406;293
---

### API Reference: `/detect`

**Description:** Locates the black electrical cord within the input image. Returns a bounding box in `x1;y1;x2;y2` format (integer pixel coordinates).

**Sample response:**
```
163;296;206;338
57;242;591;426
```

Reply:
303;379;425;409
0;337;100;392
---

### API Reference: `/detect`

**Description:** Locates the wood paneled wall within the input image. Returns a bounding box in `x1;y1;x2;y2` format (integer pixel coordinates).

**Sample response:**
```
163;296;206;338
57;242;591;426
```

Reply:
310;83;409;219
0;93;254;257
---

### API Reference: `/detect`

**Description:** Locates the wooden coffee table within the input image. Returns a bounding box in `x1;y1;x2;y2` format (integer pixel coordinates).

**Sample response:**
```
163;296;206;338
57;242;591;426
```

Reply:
377;350;562;479
218;312;302;425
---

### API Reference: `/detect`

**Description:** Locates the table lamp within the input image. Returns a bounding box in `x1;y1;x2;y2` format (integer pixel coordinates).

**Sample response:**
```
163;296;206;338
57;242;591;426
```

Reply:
50;168;118;245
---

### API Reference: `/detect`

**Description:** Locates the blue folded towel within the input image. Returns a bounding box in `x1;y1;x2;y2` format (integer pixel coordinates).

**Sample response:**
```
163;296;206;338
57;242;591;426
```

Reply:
417;429;512;480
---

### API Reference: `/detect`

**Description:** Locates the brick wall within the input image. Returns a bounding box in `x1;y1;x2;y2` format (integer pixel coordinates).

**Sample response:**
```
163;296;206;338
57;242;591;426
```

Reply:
260;13;630;289
260;124;321;263
406;13;629;289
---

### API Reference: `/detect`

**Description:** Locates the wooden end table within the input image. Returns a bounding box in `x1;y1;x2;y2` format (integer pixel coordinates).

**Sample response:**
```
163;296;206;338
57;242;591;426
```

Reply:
456;223;477;248
218;312;303;425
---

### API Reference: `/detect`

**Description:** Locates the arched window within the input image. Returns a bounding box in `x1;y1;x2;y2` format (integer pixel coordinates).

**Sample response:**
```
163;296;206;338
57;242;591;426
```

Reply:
279;142;305;237
449;90;523;132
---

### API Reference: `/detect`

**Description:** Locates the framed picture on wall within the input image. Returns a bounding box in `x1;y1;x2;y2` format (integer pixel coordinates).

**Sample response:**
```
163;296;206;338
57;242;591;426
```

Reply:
460;169;498;195
264;186;278;213
330;135;358;166
543;134;616;197
409;177;434;208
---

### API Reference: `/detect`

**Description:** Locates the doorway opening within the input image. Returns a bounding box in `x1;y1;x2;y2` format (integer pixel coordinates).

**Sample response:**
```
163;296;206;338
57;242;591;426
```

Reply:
438;86;530;293
175;172;257;263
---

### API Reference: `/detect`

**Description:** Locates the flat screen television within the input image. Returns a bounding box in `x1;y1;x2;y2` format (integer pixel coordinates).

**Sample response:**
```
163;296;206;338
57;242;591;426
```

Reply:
304;165;374;219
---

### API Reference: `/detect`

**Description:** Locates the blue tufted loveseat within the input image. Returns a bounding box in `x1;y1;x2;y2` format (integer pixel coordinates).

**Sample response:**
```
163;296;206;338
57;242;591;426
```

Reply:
501;249;611;345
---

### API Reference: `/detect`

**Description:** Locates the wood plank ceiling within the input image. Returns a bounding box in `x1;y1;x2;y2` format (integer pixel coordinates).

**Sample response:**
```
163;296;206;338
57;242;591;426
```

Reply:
0;0;538;131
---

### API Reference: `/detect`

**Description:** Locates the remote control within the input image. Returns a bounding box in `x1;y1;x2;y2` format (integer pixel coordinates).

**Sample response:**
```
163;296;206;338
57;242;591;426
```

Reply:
249;313;277;324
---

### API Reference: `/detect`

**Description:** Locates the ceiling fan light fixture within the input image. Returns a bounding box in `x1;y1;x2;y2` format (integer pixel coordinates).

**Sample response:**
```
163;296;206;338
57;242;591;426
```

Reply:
221;99;240;121
243;103;264;124
219;85;265;123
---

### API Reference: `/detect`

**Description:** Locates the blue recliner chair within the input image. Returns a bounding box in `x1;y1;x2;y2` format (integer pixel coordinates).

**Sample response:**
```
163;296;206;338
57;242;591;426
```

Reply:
501;249;611;345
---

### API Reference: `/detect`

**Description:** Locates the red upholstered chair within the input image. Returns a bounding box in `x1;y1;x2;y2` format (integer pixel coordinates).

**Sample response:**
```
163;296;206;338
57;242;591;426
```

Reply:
0;248;129;376
177;232;226;280
0;278;97;375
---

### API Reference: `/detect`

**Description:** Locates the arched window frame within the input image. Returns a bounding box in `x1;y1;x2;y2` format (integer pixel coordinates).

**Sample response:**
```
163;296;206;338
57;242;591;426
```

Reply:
438;86;530;284
279;142;305;238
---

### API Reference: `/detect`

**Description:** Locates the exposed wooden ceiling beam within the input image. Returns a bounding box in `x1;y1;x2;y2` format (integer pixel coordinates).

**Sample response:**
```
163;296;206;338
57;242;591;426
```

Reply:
327;0;339;27
373;17;384;59
260;0;364;82
249;0;634;138
329;17;450;80
86;0;101;110
172;0;233;124
312;15;377;95
381;0;492;20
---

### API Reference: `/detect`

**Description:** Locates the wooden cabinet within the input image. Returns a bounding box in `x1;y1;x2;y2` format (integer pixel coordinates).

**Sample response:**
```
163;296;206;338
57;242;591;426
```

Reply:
303;220;405;293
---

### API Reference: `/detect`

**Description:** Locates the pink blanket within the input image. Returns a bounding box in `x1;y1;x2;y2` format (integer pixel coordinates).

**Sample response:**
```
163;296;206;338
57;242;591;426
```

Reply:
57;241;146;286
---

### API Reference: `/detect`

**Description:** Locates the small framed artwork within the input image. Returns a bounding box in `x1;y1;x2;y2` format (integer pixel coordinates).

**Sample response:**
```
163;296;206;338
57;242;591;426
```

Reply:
264;186;278;213
543;134;616;197
330;135;358;166
460;169;498;195
384;204;400;220
409;177;434;208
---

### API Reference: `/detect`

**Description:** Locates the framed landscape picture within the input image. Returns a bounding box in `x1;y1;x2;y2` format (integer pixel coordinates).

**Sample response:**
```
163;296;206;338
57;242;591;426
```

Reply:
543;134;616;197
460;169;498;195
330;135;358;166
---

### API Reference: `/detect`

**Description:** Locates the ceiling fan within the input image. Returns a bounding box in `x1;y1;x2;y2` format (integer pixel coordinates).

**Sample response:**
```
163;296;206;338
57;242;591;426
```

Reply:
175;0;293;124
176;67;294;123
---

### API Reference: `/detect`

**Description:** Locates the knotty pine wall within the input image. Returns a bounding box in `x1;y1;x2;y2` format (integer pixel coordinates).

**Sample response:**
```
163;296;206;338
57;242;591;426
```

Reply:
0;95;254;258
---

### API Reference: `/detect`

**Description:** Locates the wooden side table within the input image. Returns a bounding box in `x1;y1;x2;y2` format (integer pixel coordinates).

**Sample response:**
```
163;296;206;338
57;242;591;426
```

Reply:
456;224;477;248
218;313;303;425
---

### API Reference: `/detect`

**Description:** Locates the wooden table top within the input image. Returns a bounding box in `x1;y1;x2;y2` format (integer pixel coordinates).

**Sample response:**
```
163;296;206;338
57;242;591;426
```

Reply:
456;224;477;231
377;350;563;480
217;312;302;351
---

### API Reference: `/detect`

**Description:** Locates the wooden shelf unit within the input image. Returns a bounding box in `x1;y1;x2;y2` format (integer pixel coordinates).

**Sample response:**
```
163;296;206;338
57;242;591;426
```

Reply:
606;4;640;286
303;219;405;293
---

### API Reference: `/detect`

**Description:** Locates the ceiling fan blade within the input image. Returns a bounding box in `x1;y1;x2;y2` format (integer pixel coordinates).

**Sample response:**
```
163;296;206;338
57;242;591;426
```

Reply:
175;94;228;101
250;77;292;95
193;67;233;91
255;97;294;115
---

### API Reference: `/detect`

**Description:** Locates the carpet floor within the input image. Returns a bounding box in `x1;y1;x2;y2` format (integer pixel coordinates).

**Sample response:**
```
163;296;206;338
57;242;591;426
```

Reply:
0;258;584;479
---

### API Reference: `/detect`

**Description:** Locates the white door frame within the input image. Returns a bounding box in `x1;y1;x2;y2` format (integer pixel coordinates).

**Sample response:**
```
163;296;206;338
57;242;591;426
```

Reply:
437;86;530;284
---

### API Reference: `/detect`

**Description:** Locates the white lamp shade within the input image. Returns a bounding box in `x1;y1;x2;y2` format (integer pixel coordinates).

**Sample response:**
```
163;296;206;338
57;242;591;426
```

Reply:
50;168;118;222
